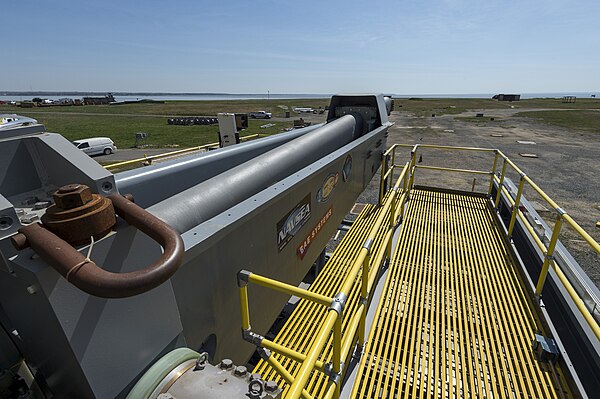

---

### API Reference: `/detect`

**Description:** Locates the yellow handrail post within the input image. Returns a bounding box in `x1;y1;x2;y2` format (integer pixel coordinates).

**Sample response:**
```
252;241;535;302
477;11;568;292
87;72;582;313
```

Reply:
239;285;251;331
379;152;387;205
507;174;526;237
264;355;314;399
494;157;508;209
333;316;342;399
390;146;397;188
358;253;369;348
407;148;417;191
488;151;499;196
535;213;564;296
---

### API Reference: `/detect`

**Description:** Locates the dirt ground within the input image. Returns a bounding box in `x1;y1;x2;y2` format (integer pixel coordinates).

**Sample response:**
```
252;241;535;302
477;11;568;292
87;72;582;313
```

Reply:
336;106;600;289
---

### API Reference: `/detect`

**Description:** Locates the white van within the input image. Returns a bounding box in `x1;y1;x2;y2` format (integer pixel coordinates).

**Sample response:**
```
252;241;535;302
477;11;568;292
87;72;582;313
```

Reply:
72;137;117;156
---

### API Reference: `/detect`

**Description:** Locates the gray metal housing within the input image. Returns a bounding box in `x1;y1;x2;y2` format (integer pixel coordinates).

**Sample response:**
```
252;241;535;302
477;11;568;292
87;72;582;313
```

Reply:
0;94;390;398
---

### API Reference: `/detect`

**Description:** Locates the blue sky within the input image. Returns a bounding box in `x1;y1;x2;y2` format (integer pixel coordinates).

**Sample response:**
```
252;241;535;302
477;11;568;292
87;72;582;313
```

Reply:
2;0;599;94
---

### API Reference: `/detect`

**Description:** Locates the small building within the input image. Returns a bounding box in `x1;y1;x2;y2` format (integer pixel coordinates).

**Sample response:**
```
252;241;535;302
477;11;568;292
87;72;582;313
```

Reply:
492;94;521;102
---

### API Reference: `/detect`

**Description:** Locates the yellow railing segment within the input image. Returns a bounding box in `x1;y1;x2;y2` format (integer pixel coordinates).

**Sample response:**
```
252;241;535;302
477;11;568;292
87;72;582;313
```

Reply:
380;144;599;340
239;143;598;398
104;134;260;170
240;164;410;399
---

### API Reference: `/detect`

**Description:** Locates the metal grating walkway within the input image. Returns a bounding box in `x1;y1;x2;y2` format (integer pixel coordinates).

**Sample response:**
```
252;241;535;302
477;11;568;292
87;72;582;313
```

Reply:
253;202;392;397
350;189;571;398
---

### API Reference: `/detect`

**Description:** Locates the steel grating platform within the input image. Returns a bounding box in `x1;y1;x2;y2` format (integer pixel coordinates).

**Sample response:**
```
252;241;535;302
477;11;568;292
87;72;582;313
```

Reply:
253;202;392;397
350;189;571;398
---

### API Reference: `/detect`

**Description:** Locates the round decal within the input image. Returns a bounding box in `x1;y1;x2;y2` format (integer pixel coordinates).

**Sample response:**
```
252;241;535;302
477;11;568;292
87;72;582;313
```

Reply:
317;173;339;202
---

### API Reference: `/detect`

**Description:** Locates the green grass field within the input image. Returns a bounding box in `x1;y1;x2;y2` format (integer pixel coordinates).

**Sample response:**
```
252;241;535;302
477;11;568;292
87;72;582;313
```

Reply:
0;99;330;148
394;97;600;117
2;97;598;148
515;110;600;133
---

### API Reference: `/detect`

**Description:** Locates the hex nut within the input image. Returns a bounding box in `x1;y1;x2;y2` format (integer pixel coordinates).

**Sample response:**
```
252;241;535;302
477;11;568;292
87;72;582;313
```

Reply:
220;358;233;370
53;184;93;209
234;365;247;377
265;380;279;393
250;372;262;381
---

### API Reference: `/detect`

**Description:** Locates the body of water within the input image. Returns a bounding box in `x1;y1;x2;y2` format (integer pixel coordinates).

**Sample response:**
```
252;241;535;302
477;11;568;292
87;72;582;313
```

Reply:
0;93;331;102
0;92;597;102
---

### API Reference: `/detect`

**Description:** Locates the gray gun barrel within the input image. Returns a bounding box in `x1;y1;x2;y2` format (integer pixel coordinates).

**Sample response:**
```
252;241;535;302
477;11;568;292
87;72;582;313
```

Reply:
151;115;358;233
116;124;323;208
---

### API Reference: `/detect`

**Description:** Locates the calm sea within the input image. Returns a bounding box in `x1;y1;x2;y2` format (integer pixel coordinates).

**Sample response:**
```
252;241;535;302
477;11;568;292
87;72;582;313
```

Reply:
0;92;597;102
0;93;331;102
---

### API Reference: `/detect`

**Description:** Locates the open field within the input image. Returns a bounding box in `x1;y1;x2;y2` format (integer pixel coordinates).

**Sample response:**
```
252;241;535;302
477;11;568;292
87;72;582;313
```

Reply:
0;99;330;148
516;110;600;133
377;103;600;288
2;97;598;147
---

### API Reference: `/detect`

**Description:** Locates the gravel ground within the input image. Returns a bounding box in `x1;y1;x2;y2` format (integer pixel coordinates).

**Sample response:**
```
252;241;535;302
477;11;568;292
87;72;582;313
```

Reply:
328;108;600;288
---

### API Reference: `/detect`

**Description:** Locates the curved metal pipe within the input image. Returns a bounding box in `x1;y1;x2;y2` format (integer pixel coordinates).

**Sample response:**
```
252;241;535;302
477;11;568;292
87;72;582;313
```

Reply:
12;194;184;298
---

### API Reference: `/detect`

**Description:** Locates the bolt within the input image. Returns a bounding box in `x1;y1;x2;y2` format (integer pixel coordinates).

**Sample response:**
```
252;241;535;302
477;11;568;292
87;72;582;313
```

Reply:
234;365;247;377
26;285;37;295
220;359;233;370
249;373;262;381
57;184;82;194
265;380;279;393
53;184;93;210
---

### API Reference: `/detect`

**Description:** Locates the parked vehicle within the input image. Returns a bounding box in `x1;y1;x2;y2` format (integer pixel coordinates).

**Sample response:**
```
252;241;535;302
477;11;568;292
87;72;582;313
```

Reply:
248;111;272;119
0;114;38;130
72;137;117;156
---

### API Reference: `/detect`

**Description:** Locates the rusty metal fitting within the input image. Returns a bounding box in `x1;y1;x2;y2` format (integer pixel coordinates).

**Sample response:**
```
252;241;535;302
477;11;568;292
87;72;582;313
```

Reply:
53;184;93;209
41;184;116;246
12;192;184;298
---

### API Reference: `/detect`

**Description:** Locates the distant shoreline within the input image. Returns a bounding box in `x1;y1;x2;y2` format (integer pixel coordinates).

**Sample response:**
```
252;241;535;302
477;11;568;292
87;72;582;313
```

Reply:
1;91;597;101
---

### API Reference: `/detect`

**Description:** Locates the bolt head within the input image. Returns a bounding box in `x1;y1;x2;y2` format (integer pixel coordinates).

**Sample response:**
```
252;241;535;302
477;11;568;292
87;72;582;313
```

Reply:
265;380;279;393
234;365;247;377
249;373;262;381
220;358;233;369
53;184;93;209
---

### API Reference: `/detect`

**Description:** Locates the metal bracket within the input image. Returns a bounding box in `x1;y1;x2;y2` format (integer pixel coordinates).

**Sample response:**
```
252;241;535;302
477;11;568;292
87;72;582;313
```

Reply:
322;362;343;385
329;292;348;317
237;270;252;287
242;328;264;346
363;238;374;253
256;347;272;360
555;207;566;216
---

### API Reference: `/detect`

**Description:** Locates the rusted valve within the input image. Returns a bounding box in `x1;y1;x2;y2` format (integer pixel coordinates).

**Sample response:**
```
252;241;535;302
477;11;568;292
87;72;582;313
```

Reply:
40;184;116;246
10;186;184;298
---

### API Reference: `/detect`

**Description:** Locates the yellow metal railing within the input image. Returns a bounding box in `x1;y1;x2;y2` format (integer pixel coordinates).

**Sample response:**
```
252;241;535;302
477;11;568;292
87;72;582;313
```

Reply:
238;144;598;397
104;134;260;170
379;144;600;341
238;164;410;399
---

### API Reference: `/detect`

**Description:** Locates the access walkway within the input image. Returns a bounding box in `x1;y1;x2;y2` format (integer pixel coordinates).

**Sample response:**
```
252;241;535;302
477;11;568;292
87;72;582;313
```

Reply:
349;189;571;398
253;201;392;397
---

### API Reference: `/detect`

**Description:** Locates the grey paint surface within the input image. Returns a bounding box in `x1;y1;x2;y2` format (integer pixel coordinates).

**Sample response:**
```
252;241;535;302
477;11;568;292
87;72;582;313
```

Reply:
2;225;184;399
171;123;387;363
151;115;360;233
115;124;322;208
0;94;390;397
